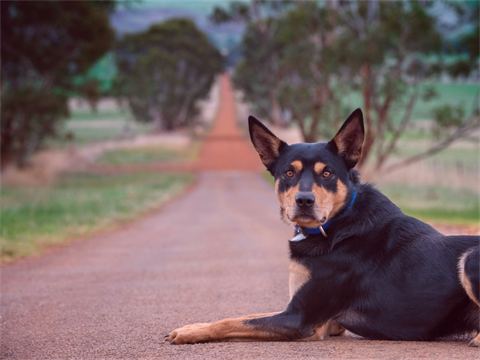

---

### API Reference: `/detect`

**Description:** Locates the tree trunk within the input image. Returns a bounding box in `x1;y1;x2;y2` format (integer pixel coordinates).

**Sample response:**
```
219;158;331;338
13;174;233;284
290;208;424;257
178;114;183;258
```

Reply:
384;116;479;172
358;63;373;168
375;89;418;170
0;116;13;171
293;113;309;142
269;89;282;127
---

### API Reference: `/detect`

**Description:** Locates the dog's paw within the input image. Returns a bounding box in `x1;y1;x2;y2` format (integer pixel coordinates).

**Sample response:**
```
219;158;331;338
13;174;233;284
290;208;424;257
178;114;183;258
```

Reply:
469;333;480;347
167;323;211;345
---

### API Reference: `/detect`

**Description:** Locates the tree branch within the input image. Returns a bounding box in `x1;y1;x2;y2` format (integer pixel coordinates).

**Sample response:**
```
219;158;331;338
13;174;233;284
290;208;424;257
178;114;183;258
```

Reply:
376;86;419;170
384;109;479;172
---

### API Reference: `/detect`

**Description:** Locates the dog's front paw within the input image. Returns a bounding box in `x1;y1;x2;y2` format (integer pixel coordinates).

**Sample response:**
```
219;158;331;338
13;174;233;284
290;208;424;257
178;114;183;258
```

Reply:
167;323;211;345
469;335;480;347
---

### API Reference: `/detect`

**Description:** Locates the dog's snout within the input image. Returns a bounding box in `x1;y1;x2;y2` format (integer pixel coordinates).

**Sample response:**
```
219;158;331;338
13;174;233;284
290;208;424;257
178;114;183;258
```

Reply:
295;192;315;209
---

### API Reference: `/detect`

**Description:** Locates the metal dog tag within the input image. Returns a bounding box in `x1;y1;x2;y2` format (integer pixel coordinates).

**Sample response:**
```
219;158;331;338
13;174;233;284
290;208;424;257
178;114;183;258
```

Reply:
290;232;307;242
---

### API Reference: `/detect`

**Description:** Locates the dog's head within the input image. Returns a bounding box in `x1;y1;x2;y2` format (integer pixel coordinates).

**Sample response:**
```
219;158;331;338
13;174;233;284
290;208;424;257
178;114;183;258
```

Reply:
249;109;364;229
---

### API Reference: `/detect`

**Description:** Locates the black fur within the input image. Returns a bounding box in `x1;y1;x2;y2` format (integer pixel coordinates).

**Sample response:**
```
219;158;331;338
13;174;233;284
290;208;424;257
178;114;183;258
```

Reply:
247;109;480;344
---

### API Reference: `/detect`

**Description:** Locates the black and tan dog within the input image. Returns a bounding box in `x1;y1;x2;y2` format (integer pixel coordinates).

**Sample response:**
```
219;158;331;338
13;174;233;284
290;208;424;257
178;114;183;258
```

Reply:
168;109;480;346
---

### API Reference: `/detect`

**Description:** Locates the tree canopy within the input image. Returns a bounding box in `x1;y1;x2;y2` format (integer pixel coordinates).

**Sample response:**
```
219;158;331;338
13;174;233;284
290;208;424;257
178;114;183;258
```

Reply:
114;18;224;131
1;1;115;168
217;0;479;169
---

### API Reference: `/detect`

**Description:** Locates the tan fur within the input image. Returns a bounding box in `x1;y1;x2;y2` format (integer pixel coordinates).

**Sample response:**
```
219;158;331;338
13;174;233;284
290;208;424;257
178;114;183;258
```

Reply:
470;333;480;347
276;181;300;225
291;160;303;173
252;131;282;167
457;251;480;347
311;180;348;224
333;131;363;163
299;321;346;341
458;252;480;307
168;315;278;344
314;162;326;175
277;174;348;228
289;261;311;300
168;313;345;344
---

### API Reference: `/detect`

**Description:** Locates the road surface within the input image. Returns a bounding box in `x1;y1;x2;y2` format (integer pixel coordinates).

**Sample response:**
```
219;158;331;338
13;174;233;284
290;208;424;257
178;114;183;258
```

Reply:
1;75;478;359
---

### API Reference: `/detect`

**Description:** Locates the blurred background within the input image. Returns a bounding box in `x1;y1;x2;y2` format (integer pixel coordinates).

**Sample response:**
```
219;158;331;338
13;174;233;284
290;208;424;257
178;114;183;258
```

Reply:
1;0;479;261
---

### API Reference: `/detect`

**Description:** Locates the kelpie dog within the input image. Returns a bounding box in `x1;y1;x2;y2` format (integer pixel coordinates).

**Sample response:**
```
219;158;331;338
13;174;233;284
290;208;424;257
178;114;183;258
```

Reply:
168;109;479;346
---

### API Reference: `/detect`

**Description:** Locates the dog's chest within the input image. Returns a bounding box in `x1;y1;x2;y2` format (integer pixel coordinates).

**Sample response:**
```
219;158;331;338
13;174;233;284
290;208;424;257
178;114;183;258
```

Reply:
289;261;311;300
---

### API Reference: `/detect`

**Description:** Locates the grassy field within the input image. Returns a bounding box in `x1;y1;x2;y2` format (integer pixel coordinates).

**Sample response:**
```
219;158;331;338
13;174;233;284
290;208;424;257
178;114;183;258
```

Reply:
1;172;194;261
340;83;478;124
50;104;155;146
377;184;479;225
68;109;128;121
94;143;200;166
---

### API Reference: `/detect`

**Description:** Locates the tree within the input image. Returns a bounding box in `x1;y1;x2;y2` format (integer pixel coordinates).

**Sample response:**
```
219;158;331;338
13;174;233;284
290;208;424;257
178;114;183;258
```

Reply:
114;19;224;131
212;1;294;127
222;2;354;141
335;1;479;170
230;0;479;169
76;79;103;113
1;1;115;168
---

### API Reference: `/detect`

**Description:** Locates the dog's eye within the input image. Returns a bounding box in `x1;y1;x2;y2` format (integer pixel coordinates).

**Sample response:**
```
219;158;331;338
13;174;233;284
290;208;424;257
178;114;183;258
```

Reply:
323;171;331;178
286;170;294;178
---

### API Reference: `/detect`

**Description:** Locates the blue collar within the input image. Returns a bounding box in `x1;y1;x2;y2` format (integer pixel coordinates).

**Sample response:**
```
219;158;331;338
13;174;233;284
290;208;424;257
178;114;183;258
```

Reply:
295;187;357;238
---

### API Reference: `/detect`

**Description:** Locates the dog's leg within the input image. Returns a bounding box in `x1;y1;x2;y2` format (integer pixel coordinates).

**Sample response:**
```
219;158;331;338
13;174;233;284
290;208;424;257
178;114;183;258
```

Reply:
168;311;320;344
297;320;346;341
458;247;480;347
470;333;480;347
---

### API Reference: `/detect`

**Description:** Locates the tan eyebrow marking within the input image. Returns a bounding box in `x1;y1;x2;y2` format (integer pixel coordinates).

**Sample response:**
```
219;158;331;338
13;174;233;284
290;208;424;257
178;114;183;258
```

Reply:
290;160;303;172
314;162;326;175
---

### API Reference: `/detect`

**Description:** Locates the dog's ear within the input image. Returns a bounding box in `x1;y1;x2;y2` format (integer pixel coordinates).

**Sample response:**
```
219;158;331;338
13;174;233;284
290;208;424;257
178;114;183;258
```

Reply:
248;115;287;172
328;108;364;170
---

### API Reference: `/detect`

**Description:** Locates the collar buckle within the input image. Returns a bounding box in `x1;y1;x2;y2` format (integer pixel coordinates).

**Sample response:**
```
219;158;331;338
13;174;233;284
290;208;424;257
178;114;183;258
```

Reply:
319;226;328;238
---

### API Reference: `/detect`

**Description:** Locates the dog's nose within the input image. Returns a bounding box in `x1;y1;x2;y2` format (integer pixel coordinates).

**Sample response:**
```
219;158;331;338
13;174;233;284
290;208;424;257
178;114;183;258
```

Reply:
295;192;315;209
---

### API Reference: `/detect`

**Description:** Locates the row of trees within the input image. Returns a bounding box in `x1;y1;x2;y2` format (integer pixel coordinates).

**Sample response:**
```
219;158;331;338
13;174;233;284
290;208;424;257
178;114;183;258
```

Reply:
214;0;479;170
1;2;223;169
3;0;477;171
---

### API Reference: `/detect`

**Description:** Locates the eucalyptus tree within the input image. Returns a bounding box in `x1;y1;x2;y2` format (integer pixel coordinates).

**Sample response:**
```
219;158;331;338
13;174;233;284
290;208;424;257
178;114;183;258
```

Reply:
228;0;479;170
1;1;115;169
114;19;223;131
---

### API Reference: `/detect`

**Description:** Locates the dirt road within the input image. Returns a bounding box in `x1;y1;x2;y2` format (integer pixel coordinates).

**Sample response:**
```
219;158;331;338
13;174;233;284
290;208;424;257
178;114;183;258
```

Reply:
1;75;478;359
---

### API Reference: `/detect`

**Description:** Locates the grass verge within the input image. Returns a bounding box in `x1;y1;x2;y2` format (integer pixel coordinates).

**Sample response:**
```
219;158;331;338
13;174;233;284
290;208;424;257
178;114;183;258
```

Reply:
1;172;194;262
379;184;479;226
94;143;201;166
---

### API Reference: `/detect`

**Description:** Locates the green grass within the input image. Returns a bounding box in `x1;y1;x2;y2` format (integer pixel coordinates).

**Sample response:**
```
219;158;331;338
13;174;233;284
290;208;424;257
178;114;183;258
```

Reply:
94;143;200;166
68;109;129;121
0;172;194;261
339;83;478;123
48;105;155;146
263;171;275;186
412;83;479;121
392;145;480;169
50;123;155;147
95;147;178;165
73;126;150;144
379;184;480;225
95;145;198;165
